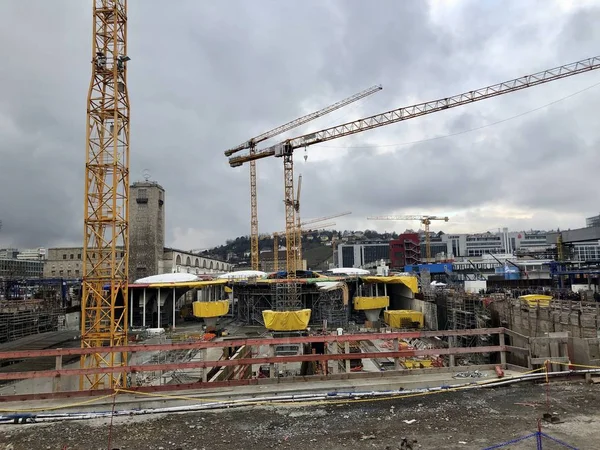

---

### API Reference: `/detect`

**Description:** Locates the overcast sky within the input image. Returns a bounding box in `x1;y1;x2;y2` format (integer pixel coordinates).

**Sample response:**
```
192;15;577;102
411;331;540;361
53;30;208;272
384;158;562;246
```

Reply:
1;0;600;251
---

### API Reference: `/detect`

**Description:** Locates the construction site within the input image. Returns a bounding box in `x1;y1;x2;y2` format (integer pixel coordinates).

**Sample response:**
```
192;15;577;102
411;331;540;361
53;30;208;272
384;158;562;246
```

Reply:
2;1;600;449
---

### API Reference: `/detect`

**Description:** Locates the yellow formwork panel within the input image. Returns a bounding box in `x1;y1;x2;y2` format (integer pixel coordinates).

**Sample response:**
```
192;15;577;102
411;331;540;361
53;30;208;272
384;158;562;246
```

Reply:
403;359;433;369
384;309;424;328
192;300;230;318
361;276;419;294
518;294;552;308
262;309;311;331
353;296;390;310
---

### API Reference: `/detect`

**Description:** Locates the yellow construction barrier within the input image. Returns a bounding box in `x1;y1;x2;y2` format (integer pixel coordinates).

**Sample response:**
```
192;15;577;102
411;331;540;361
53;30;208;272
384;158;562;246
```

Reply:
192;300;230;318
384;310;424;328
361;276;419;294
518;294;552;308
353;296;389;310
262;309;311;331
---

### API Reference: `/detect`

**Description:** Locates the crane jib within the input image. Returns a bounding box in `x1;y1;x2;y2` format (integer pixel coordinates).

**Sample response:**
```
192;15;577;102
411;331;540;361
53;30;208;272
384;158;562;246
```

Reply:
229;54;600;165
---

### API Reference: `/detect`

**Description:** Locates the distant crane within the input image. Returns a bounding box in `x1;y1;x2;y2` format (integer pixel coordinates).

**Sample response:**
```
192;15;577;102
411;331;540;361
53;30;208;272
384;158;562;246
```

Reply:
268;211;351;271
224;85;382;271
229;54;600;278
367;215;449;262
269;222;336;271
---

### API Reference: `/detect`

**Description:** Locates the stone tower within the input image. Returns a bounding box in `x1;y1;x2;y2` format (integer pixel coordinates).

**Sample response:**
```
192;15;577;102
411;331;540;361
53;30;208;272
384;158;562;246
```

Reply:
129;181;165;281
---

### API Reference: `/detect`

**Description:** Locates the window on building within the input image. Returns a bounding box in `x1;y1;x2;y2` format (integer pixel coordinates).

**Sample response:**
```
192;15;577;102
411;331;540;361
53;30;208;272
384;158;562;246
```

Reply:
70;254;74;259
136;188;148;204
77;253;81;259
63;254;67;259
75;270;80;276
59;270;64;276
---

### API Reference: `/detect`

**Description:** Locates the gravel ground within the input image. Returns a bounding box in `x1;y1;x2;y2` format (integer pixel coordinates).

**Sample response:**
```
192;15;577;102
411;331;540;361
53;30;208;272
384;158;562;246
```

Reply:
0;381;598;449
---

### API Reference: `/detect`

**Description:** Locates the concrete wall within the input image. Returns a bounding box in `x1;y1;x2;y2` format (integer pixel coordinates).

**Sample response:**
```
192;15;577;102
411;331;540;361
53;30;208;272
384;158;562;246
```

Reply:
492;298;600;339
389;284;438;330
493;297;600;366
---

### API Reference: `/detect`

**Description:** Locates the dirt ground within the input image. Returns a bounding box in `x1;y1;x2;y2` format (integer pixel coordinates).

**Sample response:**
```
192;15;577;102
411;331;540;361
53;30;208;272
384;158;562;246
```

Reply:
0;380;598;450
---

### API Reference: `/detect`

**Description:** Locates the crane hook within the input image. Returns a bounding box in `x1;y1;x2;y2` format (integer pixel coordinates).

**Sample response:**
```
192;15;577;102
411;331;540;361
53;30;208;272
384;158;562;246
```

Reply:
304;147;308;162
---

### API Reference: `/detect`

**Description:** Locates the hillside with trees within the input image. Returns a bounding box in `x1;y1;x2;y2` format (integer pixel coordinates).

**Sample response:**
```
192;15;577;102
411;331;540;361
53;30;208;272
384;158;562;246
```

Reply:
203;229;403;269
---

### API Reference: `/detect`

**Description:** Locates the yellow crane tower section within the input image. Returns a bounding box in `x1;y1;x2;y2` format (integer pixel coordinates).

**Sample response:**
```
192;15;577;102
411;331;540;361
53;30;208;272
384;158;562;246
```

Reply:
367;215;449;262
224;85;382;271
228;54;600;279
81;0;131;390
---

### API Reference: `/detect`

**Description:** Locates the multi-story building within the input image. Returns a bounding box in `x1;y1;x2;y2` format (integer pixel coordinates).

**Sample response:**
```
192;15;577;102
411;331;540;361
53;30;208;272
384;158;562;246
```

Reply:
337;241;389;268
423;228;551;259
0;249;19;259
16;248;47;260
0;258;44;279
586;213;600;228
389;233;420;269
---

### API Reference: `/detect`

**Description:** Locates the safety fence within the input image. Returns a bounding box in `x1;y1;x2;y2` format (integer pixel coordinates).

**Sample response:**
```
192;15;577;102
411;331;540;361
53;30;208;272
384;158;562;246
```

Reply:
0;327;520;402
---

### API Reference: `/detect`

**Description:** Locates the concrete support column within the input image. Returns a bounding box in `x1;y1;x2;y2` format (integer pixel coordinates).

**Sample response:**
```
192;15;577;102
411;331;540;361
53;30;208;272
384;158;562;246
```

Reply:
53;352;63;393
201;348;207;382
157;288;161;328
449;336;455;367
142;289;146;327
499;332;507;368
344;341;351;373
269;344;276;379
172;287;176;329
331;343;339;374
393;338;400;371
384;284;388;311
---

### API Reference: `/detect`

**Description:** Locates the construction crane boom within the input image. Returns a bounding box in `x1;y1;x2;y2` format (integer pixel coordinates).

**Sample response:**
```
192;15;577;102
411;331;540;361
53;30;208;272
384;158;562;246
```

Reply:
224;84;383;157
229;54;600;279
227;86;382;271
229;55;600;167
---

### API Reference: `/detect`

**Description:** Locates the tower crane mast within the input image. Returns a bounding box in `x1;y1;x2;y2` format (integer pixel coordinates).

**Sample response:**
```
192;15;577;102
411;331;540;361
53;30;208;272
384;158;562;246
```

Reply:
81;0;130;390
367;215;449;263
224;85;382;271
228;54;600;278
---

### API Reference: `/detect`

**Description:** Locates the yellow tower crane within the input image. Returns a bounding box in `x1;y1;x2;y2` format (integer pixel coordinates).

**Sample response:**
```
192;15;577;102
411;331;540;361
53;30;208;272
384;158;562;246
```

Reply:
367;215;449;263
228;54;600;279
224;85;382;271
81;0;130;390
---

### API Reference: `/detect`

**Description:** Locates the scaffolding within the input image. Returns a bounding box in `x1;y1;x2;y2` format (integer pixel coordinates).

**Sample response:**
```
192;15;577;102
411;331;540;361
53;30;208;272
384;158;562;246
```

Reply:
311;285;348;328
0;299;65;344
273;282;302;311
443;288;490;364
234;282;349;328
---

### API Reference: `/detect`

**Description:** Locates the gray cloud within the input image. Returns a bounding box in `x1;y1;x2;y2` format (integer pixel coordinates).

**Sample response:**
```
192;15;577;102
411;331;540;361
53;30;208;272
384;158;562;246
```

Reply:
1;0;599;251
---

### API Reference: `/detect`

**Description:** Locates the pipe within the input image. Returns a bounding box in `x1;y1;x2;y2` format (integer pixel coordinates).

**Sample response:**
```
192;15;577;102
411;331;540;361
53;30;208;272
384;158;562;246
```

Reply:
3;368;598;424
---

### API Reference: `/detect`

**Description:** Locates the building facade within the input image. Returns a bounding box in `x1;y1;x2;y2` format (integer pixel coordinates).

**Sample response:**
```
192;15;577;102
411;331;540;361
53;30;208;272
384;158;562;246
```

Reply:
0;258;44;279
389;233;420;269
586;214;600;228
424;228;551;259
337;242;389;268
